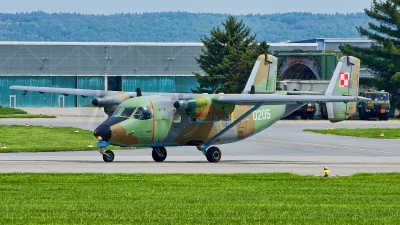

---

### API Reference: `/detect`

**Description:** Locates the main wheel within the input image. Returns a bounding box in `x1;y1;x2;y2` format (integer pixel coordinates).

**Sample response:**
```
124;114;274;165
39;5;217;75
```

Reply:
152;147;167;162
206;146;221;163
380;113;389;121
102;150;115;162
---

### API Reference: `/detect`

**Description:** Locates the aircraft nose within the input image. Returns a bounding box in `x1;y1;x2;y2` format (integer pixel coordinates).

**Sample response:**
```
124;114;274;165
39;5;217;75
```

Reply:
94;124;111;141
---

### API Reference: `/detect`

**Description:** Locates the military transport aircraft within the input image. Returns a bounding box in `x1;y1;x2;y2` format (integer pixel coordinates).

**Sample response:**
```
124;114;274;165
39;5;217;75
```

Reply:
10;54;369;163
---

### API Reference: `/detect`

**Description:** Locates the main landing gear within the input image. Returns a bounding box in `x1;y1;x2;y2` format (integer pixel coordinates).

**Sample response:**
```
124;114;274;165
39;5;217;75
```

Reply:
152;147;167;162
205;146;221;162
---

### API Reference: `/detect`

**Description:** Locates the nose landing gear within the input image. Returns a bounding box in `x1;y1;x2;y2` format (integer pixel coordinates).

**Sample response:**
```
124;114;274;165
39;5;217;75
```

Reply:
99;147;115;162
98;141;114;162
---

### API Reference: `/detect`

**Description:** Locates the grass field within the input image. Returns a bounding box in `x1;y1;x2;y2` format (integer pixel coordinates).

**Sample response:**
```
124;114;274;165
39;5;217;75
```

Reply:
0;106;56;118
304;128;400;139
0;125;126;152
0;173;399;224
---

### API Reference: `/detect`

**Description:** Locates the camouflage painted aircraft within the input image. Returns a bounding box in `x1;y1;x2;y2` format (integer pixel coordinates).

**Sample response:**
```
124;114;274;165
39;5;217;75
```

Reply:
10;55;369;163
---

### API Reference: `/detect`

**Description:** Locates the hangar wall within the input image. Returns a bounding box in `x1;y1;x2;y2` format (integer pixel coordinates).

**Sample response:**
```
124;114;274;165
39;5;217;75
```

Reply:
0;42;201;107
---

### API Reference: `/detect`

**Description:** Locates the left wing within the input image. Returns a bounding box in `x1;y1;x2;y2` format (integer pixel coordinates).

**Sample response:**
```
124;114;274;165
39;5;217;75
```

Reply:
9;85;129;97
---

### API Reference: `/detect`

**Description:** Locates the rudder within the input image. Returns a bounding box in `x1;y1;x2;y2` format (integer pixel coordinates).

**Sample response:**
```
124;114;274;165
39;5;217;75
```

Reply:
325;56;360;122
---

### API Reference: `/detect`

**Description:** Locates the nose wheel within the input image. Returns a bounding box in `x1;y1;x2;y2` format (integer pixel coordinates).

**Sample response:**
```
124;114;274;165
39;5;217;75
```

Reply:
152;147;167;162
100;147;114;162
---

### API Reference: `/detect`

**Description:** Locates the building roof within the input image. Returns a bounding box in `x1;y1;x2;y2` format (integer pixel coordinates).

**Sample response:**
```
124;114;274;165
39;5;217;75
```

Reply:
0;41;205;46
293;38;374;43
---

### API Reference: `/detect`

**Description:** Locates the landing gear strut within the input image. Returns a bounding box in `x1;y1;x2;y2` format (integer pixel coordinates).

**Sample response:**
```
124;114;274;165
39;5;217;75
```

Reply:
100;147;114;162
205;146;221;163
152;147;167;162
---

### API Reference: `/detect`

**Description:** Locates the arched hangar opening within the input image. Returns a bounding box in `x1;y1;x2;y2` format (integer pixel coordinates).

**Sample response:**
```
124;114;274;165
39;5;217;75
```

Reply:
280;63;319;80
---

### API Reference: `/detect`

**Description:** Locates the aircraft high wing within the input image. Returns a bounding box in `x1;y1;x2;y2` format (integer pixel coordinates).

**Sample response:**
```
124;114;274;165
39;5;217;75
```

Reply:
9;86;126;97
9;54;370;163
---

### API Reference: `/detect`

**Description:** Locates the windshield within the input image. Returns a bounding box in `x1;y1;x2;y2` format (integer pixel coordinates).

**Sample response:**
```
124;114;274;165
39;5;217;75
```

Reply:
365;93;389;101
114;107;136;118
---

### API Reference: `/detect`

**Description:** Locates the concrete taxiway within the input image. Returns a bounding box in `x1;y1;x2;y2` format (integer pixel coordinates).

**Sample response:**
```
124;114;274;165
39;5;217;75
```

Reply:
1;107;399;175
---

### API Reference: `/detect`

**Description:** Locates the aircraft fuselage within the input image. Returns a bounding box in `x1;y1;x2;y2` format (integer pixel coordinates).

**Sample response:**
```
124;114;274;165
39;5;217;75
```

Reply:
93;93;290;148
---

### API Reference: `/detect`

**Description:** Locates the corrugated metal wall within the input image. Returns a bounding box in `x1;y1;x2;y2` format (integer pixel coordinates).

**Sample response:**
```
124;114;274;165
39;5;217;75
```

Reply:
0;43;204;76
2;76;78;107
0;43;204;107
122;76;197;93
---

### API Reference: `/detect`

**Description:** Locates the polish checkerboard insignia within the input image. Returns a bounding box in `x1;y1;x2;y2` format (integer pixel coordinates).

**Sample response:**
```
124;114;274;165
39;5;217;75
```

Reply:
339;72;349;87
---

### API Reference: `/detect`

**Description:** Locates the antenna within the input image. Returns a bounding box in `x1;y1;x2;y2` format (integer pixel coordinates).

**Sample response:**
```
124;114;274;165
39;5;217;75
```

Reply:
136;88;142;97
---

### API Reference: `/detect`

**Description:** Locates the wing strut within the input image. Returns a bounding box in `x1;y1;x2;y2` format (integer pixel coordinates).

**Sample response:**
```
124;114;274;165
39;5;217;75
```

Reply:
201;102;264;153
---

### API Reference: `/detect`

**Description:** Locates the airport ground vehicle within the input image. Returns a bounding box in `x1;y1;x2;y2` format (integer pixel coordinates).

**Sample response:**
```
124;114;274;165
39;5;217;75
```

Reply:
358;90;390;120
284;103;316;120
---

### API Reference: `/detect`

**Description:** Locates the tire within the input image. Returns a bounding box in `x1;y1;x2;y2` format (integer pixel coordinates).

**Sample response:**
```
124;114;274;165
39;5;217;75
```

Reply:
380;113;389;121
358;109;363;120
152;147;167;162
320;111;327;120
102;150;114;162
206;146;221;163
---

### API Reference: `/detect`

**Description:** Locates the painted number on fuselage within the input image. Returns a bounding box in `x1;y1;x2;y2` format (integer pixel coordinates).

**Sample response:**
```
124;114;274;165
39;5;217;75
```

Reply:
252;109;271;121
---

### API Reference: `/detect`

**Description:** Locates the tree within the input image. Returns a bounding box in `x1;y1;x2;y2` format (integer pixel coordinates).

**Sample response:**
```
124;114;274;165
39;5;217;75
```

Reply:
339;0;400;110
193;16;270;94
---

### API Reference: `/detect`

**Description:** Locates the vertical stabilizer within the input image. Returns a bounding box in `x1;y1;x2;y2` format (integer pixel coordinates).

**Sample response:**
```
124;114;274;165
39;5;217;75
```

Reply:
325;56;360;122
242;54;278;94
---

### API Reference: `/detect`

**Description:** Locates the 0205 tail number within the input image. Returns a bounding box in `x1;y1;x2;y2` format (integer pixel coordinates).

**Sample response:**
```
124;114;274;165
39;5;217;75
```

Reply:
252;109;271;121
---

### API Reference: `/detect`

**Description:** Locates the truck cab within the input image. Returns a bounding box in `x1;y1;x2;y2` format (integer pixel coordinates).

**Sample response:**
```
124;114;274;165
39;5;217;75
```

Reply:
358;90;390;120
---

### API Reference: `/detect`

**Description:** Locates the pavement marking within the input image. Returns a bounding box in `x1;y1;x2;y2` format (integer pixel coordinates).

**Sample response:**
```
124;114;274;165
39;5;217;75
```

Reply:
252;137;400;156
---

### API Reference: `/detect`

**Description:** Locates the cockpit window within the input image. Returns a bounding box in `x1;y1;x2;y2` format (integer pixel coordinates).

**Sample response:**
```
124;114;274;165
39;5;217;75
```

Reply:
134;107;152;120
120;107;136;118
112;106;122;117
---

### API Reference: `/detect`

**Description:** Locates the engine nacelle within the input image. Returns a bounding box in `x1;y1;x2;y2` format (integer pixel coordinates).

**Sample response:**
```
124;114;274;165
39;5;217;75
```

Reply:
92;94;131;108
174;96;235;122
92;93;131;116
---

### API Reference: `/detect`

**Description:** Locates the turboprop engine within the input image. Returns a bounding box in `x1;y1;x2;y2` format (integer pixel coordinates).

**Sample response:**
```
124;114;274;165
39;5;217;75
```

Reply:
92;93;132;116
173;95;235;122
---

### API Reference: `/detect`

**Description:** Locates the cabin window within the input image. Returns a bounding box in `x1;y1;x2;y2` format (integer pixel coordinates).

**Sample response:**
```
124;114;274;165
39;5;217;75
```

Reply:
134;107;152;120
223;115;231;121
173;114;181;123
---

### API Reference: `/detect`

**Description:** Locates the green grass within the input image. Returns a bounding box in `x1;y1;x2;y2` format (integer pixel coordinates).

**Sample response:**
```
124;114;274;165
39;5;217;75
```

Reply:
0;106;55;118
0;114;56;118
0;106;27;115
0;125;125;152
304;128;400;139
0;173;399;224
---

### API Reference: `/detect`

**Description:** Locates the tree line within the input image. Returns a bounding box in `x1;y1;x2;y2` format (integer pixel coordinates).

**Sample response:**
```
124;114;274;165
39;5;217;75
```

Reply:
0;11;371;43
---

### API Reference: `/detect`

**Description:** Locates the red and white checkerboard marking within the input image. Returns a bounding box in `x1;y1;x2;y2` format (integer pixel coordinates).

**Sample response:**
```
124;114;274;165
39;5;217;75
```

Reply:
339;72;349;87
